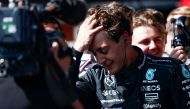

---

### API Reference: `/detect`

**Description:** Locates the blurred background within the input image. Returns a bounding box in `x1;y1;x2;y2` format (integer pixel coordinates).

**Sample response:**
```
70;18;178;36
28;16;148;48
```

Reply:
1;0;189;18
0;0;189;45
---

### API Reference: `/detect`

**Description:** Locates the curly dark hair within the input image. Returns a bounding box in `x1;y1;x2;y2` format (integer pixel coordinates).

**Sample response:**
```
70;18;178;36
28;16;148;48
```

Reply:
88;1;133;42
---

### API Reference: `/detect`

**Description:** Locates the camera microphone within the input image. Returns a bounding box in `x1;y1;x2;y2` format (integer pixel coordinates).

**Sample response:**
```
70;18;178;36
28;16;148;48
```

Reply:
172;15;190;51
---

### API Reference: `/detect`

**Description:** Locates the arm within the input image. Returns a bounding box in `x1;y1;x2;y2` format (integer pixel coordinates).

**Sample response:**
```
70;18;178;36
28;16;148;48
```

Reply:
51;41;84;109
171;63;190;109
70;48;101;109
51;15;103;108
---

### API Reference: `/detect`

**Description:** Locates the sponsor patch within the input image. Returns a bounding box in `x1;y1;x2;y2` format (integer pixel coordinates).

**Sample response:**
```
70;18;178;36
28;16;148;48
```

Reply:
145;68;156;80
181;64;190;79
104;75;116;87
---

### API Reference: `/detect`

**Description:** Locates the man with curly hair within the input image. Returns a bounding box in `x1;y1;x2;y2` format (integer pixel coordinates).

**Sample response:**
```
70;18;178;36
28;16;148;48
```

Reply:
72;1;190;109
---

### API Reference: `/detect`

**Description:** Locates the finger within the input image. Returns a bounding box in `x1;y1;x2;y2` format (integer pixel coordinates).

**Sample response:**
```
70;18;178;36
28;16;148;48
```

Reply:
83;15;92;23
178;54;187;63
89;19;97;28
170;47;184;57
52;41;59;49
173;49;185;59
169;48;176;56
82;14;95;26
175;46;183;49
173;46;184;51
78;17;94;33
91;25;104;34
51;41;59;57
172;52;181;59
181;58;187;63
87;14;96;24
79;15;92;27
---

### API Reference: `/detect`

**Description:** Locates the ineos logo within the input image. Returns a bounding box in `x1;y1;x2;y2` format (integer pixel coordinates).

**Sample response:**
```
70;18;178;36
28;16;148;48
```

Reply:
141;85;160;92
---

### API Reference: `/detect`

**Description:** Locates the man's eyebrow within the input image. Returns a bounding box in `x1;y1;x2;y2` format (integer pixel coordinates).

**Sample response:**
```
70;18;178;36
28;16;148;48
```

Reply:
89;47;101;55
89;45;108;54
96;48;102;52
88;48;96;54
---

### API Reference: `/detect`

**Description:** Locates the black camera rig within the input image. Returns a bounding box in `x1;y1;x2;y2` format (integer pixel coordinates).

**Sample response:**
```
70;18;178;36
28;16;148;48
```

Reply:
0;0;87;77
172;16;190;52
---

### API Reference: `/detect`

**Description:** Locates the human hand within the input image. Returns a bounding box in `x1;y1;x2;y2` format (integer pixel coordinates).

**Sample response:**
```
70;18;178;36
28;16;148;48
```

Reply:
51;41;72;74
51;41;84;109
73;15;103;52
166;46;187;63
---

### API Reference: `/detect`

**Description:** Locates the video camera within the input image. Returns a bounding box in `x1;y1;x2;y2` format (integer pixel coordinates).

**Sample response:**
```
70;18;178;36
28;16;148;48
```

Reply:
172;16;190;52
0;0;87;77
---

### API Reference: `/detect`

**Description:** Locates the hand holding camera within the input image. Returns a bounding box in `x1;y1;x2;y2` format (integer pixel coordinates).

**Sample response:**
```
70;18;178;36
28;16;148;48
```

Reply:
165;16;190;62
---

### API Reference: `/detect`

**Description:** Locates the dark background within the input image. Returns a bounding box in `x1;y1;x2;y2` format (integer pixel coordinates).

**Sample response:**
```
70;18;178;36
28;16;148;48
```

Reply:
0;0;179;20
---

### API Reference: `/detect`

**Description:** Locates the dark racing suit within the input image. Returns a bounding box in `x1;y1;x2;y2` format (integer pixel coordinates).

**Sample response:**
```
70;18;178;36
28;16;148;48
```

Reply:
72;46;190;109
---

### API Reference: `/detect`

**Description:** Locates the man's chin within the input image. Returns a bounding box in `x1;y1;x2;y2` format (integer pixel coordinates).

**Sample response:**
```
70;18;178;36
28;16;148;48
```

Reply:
108;69;118;75
150;52;163;57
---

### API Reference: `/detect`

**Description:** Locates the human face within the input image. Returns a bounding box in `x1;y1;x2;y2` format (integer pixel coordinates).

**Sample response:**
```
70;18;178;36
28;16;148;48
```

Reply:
90;30;127;75
132;26;165;57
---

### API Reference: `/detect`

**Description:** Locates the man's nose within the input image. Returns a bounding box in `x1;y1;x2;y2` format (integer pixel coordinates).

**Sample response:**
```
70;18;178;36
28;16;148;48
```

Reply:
149;41;157;49
95;54;106;65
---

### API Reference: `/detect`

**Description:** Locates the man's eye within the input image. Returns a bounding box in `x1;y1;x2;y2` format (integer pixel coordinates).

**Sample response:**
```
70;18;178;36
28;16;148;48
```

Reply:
155;38;163;43
100;49;108;54
141;40;150;45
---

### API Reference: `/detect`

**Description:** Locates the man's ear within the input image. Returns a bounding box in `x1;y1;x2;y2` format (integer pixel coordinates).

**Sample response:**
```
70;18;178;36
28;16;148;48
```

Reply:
124;38;128;43
122;31;132;44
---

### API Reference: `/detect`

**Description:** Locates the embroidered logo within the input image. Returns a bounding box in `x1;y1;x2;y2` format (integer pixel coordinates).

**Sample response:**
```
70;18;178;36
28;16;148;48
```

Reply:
181;64;190;78
104;75;116;87
145;68;156;80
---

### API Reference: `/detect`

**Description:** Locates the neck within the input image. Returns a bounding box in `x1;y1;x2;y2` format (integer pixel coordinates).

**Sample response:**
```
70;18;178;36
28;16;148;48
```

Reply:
124;46;138;68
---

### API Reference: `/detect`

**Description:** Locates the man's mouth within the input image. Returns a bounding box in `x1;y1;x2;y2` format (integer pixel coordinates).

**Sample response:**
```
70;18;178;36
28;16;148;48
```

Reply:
104;61;113;70
150;51;161;57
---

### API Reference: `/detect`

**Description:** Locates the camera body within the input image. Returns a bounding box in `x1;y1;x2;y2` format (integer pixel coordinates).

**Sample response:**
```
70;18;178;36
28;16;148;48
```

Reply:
0;0;87;77
0;7;48;77
0;1;87;108
172;16;190;52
